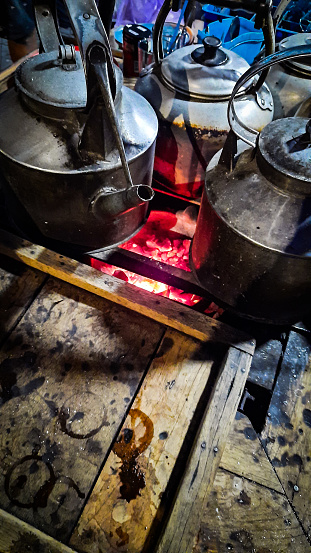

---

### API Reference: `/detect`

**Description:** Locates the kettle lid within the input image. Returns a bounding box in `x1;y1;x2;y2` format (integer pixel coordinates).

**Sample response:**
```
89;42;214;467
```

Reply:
15;48;88;115
279;33;311;74
160;37;251;100
257;117;311;196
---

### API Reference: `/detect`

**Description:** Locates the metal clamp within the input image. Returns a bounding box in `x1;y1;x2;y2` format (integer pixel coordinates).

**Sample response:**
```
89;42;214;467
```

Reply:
58;44;77;70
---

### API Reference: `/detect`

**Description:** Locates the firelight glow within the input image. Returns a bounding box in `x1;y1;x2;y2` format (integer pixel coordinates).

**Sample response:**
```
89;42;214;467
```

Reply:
90;210;224;316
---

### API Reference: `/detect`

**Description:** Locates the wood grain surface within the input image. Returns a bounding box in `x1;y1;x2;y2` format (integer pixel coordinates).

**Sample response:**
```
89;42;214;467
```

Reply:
192;468;310;553
0;229;254;354
261;330;311;539
0;507;78;553
0;277;164;542
155;347;253;553
220;412;283;493
70;331;227;553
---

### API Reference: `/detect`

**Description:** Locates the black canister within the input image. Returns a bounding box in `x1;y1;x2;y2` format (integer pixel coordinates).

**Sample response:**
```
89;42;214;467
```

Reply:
123;24;151;77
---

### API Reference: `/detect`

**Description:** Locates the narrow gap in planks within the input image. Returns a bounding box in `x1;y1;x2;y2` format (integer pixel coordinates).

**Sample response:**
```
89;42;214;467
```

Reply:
219;466;285;495
258;433;311;546
269;329;290;396
257;328;311;546
67;325;167;545
141;344;228;553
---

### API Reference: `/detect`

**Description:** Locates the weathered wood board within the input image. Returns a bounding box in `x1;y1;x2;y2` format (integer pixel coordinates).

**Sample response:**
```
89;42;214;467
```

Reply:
261;330;311;539
0;277;164;542
220;412;283;493
0;254;46;345
0;229;254;354
192;468;310;553
153;347;253;553
70;331;229;553
0;508;78;553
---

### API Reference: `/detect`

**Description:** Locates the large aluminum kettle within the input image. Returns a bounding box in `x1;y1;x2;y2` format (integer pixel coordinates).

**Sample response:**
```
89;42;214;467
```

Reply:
135;0;274;199
190;44;311;325
0;0;158;251
266;33;311;118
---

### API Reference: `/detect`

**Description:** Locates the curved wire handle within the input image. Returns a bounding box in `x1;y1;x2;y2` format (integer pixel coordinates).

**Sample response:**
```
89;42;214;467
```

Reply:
228;43;311;147
153;0;275;70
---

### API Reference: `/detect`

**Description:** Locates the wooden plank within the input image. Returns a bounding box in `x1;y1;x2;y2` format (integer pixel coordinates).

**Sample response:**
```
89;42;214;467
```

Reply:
0;230;254;354
0;277;164;542
70;330;227;553
0;508;78;553
220;412;283;492
0;254;46;344
192;468;310;553
261;330;311;539
154;347;253;553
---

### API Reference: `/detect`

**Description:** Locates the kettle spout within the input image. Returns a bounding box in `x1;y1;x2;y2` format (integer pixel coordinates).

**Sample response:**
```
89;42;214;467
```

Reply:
126;184;155;210
90;184;154;220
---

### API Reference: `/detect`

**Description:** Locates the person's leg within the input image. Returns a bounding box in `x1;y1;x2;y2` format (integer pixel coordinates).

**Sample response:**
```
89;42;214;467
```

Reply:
4;0;37;62
8;28;37;62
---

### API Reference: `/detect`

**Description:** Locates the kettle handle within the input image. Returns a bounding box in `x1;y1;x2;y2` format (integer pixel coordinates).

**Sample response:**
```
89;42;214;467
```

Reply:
153;0;173;65
228;44;311;147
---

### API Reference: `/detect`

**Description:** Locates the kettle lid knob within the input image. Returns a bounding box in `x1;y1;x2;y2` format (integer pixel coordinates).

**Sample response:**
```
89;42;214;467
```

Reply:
203;36;221;57
191;36;227;67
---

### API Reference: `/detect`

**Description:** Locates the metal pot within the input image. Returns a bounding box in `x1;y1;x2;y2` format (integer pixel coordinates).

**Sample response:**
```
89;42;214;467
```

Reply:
0;0;158;251
190;44;311;325
135;0;274;199
266;33;311;119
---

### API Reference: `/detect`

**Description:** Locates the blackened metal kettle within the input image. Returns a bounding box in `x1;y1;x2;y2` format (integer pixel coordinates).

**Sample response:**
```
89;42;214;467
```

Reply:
190;45;311;325
0;0;158;251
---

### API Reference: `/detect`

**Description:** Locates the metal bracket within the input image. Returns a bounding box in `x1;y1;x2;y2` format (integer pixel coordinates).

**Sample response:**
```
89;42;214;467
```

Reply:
58;44;77;70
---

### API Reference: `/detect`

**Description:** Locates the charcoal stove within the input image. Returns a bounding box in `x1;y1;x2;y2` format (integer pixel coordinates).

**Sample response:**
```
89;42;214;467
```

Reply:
2;177;310;435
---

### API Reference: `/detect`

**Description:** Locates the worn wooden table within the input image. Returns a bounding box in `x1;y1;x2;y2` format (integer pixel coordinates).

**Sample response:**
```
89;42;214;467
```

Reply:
0;232;310;553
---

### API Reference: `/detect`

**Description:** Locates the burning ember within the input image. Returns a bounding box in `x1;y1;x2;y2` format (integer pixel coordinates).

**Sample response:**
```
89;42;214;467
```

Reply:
121;210;192;272
91;208;224;318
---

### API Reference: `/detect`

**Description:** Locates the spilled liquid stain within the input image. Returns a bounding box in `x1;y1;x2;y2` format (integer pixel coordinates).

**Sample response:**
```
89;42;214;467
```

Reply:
9;534;43;553
243;427;257;441
113;408;154;502
237;490;251;506
58;475;85;499
272;452;303;468
116;526;130;547
4;453;85;510
277;435;287;446
58;394;109;439
155;337;174;358
4;454;56;509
